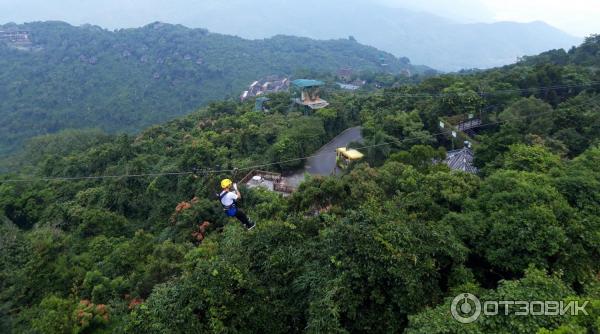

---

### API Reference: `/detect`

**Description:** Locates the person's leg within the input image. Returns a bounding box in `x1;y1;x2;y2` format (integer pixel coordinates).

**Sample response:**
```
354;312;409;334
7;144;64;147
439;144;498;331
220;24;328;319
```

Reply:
235;209;254;229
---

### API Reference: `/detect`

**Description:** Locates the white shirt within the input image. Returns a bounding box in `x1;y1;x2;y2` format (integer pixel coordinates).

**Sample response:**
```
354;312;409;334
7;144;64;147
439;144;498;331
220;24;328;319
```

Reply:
220;191;238;207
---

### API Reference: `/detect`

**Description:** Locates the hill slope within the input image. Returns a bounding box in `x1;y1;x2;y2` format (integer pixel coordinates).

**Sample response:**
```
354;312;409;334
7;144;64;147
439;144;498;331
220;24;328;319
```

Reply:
1;36;600;334
0;21;421;156
119;0;582;71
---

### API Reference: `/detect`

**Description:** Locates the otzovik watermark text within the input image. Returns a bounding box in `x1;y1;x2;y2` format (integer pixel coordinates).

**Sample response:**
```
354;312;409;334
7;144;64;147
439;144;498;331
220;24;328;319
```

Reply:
451;293;589;324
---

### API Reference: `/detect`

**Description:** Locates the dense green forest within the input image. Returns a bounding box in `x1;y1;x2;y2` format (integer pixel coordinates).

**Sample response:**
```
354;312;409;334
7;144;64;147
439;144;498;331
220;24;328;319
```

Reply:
1;36;600;333
0;21;426;157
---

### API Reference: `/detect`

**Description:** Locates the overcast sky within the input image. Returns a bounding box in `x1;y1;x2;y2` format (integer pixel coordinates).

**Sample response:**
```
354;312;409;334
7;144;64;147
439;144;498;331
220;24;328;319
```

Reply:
391;0;600;36
0;0;598;37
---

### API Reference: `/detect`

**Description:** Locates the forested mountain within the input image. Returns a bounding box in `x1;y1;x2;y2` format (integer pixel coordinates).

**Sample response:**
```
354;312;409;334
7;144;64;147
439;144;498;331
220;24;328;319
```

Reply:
0;21;423;157
0;0;581;71
89;0;579;71
1;36;600;333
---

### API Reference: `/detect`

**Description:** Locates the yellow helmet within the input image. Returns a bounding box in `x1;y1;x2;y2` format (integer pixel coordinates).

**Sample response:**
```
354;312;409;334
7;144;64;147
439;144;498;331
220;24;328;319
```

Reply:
221;178;233;189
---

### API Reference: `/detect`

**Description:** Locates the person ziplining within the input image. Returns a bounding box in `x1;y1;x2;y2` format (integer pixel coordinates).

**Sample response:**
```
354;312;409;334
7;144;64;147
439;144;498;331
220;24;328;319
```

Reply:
218;178;256;230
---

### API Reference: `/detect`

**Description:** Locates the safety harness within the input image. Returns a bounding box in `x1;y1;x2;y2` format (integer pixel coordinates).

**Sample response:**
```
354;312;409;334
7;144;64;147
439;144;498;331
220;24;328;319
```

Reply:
218;191;238;217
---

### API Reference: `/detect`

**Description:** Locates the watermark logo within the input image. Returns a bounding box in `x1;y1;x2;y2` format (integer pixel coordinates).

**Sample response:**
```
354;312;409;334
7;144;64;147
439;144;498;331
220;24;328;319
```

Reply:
451;293;481;323
451;293;589;324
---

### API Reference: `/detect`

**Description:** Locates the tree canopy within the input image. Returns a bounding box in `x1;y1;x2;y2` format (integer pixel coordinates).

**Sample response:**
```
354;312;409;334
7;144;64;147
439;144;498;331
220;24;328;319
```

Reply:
0;21;426;157
1;31;600;333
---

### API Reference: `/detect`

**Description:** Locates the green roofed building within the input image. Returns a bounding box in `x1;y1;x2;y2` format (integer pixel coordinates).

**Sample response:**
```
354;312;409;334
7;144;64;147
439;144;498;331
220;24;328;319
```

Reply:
291;79;329;110
292;79;324;88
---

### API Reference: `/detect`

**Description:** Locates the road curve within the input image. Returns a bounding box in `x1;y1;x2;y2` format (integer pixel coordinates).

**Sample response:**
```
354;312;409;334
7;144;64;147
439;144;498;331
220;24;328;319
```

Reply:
304;126;364;176
286;126;364;187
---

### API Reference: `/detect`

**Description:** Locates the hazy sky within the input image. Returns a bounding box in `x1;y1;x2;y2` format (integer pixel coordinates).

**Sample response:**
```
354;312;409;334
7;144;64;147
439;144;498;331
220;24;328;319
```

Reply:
0;0;598;37
391;0;600;36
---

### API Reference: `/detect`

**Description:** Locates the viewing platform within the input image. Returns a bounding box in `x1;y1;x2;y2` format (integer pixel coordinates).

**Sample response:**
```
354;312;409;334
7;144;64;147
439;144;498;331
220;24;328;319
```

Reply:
292;79;329;110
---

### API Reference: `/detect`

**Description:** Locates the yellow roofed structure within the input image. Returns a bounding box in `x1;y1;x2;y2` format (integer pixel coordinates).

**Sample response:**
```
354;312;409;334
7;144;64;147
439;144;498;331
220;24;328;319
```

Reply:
336;147;364;160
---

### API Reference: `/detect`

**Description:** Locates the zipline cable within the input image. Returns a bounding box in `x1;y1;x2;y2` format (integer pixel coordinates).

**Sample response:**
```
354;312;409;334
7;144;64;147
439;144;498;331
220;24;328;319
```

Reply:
3;93;599;184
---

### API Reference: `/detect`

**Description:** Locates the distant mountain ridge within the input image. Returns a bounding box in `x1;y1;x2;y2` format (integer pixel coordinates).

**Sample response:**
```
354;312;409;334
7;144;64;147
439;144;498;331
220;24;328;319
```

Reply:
166;0;581;71
0;21;423;156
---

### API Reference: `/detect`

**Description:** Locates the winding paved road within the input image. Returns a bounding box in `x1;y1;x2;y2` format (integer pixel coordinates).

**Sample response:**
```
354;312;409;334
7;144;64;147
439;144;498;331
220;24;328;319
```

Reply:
287;126;363;187
305;126;363;176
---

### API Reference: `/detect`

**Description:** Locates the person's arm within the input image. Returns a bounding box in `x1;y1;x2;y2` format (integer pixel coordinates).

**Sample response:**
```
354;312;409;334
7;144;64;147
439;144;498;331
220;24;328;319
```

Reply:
233;183;241;199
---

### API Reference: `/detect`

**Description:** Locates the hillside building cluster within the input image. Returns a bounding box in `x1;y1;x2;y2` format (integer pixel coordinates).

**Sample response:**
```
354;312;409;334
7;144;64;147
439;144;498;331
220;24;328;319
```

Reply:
240;76;290;101
0;30;31;47
336;68;365;91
